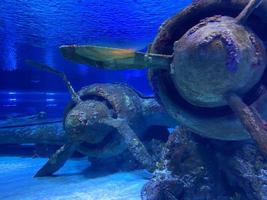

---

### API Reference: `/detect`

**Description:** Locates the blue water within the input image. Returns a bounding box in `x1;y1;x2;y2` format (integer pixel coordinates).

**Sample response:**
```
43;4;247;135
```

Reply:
0;3;192;199
0;0;191;118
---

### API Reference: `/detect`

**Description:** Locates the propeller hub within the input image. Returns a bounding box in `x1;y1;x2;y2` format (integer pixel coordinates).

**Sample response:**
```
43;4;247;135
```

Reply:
64;100;112;143
171;15;266;107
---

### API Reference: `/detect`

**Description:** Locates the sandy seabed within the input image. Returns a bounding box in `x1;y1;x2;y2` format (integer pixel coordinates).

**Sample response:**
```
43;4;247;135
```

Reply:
0;157;148;200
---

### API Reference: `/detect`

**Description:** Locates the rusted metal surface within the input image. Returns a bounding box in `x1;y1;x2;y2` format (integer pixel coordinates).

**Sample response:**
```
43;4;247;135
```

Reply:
32;83;176;177
148;0;267;140
0;81;176;176
64;83;176;158
226;92;267;158
26;0;267;181
58;0;267;141
142;126;267;200
171;15;266;107
0;122;65;145
0;113;65;145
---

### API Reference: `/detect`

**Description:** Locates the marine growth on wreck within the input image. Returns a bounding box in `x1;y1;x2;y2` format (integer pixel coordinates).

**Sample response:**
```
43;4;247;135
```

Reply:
1;0;267;199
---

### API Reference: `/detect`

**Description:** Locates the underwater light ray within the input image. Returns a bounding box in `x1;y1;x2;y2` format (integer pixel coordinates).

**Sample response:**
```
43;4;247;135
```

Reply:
3;38;17;71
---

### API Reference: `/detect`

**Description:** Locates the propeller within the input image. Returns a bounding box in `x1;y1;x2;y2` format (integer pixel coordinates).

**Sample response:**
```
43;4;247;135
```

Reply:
224;0;267;156
26;60;83;177
26;60;156;176
26;60;81;104
34;142;80;177
59;0;263;72
28;0;265;176
100;117;156;171
34;117;156;176
225;91;267;158
60;45;172;70
235;0;263;24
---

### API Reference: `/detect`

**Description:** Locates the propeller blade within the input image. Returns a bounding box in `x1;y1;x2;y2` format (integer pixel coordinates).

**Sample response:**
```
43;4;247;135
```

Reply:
34;142;79;177
60;45;172;70
101;118;155;171
236;0;263;24
26;60;64;77
225;92;267;157
26;60;81;103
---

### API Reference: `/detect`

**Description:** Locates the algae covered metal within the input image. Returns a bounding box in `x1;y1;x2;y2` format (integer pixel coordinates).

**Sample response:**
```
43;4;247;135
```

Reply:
60;0;267;144
27;61;175;176
0;113;65;145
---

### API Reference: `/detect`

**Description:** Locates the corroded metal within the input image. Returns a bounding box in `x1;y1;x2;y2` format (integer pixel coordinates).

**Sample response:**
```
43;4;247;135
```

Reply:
26;60;81;103
0;113;65;145
148;0;267;140
0;84;175;176
34;83;175;177
226;92;267;158
60;45;172;70
25;0;267;182
66;83;176;158
236;0;263;24
171;15;266;107
142;126;267;200
59;0;267;142
27;61;176;176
